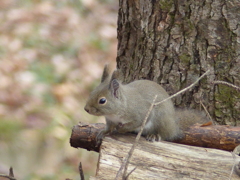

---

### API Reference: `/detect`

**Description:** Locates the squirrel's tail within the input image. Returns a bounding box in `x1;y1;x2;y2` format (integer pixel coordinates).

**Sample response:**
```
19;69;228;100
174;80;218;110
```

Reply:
176;109;210;132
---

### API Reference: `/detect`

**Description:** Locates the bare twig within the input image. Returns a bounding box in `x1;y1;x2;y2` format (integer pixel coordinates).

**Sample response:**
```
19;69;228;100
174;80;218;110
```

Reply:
0;167;16;180
115;95;158;180
79;162;85;180
9;167;14;178
154;70;210;106
200;100;215;125
213;81;240;91
229;152;236;180
125;167;137;180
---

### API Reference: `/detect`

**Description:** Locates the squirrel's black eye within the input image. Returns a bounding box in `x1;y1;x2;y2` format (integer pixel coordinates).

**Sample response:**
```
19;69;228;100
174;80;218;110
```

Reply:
99;98;107;104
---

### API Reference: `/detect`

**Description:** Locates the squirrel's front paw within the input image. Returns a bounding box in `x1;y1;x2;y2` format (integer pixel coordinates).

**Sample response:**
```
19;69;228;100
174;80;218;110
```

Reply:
116;122;128;133
235;162;240;176
96;130;106;146
116;122;124;129
146;134;161;142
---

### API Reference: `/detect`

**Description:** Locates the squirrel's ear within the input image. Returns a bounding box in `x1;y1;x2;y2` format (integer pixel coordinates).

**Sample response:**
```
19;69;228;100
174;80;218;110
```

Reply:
109;68;123;98
111;69;119;80
110;79;120;98
101;64;110;83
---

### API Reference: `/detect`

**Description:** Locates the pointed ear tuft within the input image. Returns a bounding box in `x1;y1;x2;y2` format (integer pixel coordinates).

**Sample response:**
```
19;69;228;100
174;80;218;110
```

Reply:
101;64;110;83
110;69;123;82
110;79;120;98
111;70;119;80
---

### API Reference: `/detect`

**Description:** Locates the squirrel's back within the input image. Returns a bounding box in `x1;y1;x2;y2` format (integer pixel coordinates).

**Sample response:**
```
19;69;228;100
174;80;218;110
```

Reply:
126;80;172;105
123;80;180;141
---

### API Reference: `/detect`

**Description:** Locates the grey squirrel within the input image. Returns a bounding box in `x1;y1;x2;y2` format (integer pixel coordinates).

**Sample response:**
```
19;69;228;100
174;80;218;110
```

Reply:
84;65;208;143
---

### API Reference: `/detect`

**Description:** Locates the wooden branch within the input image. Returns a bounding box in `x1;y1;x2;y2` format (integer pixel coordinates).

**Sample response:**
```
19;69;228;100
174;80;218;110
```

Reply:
70;122;105;152
175;124;240;151
70;122;240;152
95;135;240;180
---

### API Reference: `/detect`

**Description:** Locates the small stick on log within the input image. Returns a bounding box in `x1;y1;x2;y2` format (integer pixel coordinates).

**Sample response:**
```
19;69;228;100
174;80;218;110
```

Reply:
79;162;85;180
200;100;215;125
0;167;16;180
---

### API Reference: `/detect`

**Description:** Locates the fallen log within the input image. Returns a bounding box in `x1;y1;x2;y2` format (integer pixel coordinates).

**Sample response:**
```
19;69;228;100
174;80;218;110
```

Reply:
94;135;240;180
70;122;240;179
70;122;240;152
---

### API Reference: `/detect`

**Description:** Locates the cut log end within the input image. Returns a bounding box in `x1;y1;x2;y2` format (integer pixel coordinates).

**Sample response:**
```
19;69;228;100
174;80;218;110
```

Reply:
70;122;105;152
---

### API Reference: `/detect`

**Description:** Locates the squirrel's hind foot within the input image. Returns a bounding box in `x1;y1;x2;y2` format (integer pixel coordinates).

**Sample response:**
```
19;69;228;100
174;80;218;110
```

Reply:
146;134;162;142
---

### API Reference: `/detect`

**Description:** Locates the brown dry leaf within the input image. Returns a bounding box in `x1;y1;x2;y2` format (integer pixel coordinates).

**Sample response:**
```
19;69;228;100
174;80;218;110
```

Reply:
200;121;213;127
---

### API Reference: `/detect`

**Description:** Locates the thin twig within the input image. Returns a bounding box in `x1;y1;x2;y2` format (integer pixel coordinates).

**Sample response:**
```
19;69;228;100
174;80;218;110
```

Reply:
200;100;215;125
9;167;14;178
229;152;237;180
154;70;210;106
0;167;16;180
125;167;137;180
213;81;240;91
79;162;85;180
115;95;158;180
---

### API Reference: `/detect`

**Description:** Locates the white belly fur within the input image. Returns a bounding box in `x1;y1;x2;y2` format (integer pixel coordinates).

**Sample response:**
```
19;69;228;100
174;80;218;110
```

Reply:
105;114;123;124
133;120;153;134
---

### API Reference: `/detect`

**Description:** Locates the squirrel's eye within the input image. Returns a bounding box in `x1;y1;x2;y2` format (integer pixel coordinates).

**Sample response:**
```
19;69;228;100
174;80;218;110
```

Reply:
99;98;107;104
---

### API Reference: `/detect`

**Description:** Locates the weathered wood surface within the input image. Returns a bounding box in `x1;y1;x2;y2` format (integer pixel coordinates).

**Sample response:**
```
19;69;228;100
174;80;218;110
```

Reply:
95;135;240;180
70;122;240;152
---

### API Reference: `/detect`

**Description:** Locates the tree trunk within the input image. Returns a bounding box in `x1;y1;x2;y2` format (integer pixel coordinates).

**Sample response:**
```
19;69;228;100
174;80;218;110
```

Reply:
116;0;240;126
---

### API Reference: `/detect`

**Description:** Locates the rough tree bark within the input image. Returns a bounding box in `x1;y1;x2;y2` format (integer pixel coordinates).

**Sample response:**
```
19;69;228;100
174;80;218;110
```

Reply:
116;0;240;125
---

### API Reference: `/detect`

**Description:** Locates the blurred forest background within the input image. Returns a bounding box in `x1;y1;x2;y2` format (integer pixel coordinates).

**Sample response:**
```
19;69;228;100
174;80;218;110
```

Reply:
0;0;117;179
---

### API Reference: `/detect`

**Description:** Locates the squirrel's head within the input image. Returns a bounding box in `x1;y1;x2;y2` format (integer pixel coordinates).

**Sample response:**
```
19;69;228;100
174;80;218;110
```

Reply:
84;65;124;116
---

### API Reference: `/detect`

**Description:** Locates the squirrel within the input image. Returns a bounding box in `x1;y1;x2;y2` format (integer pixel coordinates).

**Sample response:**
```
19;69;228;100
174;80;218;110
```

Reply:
84;65;208;144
